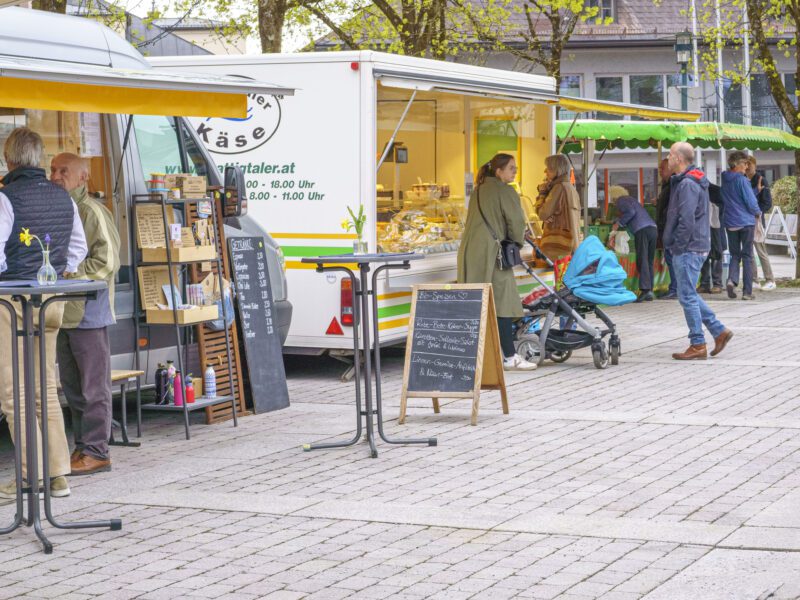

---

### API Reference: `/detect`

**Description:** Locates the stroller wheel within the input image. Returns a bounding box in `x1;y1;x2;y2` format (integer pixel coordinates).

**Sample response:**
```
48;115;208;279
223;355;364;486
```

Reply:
516;333;544;366
592;343;610;370
550;350;572;363
610;344;620;365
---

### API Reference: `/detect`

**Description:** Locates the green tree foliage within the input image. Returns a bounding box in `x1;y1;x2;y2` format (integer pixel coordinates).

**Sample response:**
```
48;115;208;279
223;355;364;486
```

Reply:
455;0;608;85
691;0;800;275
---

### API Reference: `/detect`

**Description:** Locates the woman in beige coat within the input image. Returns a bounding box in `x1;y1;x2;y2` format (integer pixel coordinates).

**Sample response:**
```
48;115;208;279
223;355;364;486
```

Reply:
457;154;536;371
535;154;581;260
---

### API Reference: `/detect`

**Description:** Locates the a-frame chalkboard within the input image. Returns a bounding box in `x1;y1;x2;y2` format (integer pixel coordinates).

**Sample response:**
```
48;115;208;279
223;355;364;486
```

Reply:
398;284;508;425
228;237;290;414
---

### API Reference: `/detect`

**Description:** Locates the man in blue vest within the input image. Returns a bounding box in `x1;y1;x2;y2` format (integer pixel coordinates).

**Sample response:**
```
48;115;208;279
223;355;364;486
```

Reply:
0;128;87;500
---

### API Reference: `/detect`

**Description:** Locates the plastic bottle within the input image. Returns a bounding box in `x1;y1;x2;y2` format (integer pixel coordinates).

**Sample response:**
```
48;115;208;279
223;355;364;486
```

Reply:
185;375;195;404
166;360;176;404
174;371;183;407
204;363;216;398
154;363;166;405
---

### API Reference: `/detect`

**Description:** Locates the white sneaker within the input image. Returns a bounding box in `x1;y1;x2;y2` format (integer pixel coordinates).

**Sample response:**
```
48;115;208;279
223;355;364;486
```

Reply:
503;354;537;371
752;281;762;290
762;281;777;290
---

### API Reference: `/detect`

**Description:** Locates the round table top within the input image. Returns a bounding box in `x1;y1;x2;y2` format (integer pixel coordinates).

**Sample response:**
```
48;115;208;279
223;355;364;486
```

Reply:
0;279;107;296
301;253;424;265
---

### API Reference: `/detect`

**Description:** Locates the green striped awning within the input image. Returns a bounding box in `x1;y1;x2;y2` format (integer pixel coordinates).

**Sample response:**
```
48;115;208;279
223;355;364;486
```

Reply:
557;120;800;153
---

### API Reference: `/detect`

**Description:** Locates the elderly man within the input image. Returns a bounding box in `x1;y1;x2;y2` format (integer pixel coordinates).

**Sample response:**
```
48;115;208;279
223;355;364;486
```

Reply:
663;142;732;360
51;153;120;475
721;151;761;300
0;128;87;500
609;186;657;302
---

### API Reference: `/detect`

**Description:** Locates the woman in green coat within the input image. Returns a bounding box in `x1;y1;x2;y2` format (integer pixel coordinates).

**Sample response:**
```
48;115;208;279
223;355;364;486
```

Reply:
457;154;536;371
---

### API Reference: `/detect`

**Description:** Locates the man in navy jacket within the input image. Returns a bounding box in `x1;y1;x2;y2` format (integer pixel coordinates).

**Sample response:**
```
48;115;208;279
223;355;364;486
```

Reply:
721;151;761;300
663;142;733;360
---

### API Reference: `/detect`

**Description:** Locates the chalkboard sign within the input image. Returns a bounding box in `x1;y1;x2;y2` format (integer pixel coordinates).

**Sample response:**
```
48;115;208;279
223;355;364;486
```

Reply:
228;237;289;414
407;288;483;394
399;284;508;426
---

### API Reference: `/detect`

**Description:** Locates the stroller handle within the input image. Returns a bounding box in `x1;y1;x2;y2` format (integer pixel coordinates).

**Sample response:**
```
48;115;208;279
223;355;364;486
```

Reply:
525;236;555;268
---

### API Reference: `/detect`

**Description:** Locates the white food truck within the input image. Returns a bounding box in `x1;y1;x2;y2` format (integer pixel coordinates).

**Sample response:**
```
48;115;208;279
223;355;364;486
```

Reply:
152;51;693;355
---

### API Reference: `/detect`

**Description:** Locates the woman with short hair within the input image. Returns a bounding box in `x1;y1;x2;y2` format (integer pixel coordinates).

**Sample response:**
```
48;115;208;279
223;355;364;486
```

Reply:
535;154;581;260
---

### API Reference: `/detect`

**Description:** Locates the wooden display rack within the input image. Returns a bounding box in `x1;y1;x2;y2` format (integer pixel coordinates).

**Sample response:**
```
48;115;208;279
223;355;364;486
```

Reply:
130;192;242;439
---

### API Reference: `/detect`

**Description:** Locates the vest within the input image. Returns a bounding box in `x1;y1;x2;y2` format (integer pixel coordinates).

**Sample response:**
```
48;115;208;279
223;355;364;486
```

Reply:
1;168;74;280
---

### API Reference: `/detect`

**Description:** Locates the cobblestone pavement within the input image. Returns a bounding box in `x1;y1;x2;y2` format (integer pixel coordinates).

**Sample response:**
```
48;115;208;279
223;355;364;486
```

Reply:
0;283;799;599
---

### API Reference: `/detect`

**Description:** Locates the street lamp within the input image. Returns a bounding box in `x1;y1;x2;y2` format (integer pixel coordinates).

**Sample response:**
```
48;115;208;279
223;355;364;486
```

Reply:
675;30;693;112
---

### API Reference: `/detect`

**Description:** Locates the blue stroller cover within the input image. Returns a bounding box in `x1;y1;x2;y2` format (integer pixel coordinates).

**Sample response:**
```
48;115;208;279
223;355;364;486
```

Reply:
562;236;637;306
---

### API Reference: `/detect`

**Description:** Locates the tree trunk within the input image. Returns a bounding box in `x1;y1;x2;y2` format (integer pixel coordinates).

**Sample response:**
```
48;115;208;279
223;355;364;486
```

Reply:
258;0;286;53
32;0;66;12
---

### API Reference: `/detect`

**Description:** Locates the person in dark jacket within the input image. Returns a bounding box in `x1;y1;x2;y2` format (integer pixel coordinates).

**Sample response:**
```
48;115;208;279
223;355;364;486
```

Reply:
610;186;657;301
664;142;732;360
721;151;761;300
0;128;88;501
745;156;775;290
654;158;677;298
699;183;725;293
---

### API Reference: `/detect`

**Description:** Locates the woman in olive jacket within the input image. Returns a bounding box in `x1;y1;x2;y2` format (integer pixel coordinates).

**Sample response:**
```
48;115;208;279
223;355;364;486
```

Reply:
535;154;581;260
457;154;536;371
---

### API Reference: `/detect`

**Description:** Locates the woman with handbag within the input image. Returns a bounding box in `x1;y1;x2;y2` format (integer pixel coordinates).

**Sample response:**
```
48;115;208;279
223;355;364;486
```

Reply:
535;154;581;260
457;153;536;371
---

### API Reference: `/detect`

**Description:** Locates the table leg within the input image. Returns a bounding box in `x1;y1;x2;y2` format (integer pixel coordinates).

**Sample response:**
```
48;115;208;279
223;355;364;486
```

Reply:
38;297;122;536
303;268;364;452
109;381;140;448
21;297;52;553
370;265;436;447
0;299;24;535
359;265;378;459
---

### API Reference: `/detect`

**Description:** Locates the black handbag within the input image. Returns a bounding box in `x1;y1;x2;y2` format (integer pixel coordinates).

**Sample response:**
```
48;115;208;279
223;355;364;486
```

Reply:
476;187;522;271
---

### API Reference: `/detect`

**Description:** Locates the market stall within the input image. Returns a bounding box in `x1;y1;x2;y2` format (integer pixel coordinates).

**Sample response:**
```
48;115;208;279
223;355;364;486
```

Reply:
556;120;800;291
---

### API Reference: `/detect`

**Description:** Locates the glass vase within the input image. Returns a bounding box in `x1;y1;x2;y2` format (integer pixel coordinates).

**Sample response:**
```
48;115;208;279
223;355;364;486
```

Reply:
37;250;57;286
352;239;368;255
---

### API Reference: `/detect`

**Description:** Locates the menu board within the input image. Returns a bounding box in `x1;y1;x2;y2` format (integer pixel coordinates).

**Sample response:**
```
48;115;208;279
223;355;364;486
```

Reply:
407;288;483;394
228;236;289;414
399;284;508;426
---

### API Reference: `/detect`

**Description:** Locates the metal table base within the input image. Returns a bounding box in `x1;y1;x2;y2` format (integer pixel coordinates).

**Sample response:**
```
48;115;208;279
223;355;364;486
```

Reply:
0;281;121;553
301;254;436;458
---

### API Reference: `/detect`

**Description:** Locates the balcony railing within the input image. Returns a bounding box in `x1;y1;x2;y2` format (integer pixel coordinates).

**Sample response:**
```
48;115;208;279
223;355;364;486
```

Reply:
702;106;791;132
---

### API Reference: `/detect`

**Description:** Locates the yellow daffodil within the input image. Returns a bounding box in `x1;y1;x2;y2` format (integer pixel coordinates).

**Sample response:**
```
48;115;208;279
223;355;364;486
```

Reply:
341;218;350;231
19;228;32;247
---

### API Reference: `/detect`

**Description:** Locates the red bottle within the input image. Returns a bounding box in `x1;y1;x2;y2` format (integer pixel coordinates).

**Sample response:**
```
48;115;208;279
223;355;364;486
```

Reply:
185;375;195;404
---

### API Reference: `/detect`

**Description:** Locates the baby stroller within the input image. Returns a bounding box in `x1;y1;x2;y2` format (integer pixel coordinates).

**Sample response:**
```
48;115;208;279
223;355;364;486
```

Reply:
514;235;636;369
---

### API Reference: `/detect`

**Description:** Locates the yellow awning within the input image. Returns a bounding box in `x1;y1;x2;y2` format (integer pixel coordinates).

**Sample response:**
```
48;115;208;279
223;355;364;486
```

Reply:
555;97;700;122
0;56;294;118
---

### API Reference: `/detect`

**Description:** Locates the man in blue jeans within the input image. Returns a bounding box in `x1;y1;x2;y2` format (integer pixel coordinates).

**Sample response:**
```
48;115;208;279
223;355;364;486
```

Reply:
663;142;733;360
655;158;678;299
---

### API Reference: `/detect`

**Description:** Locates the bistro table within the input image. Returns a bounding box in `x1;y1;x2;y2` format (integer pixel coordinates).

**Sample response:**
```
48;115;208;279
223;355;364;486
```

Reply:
0;280;121;554
301;253;437;458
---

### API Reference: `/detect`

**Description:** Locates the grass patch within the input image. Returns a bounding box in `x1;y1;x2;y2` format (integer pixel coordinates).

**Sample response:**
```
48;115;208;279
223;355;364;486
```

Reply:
776;278;800;288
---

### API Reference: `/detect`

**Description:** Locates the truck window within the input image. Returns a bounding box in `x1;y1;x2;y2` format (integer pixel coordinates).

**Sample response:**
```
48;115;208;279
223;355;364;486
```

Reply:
133;115;209;180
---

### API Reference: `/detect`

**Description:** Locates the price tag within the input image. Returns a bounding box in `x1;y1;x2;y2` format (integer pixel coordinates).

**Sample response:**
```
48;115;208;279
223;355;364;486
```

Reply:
169;223;182;244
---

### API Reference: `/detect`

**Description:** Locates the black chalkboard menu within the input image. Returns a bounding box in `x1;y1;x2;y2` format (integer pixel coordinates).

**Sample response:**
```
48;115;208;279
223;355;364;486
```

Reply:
228;237;289;414
399;284;508;426
407;288;483;394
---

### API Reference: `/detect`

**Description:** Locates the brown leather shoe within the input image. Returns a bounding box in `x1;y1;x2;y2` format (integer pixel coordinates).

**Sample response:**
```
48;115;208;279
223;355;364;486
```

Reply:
710;329;733;357
710;286;722;294
70;449;81;462
672;344;708;360
70;453;111;476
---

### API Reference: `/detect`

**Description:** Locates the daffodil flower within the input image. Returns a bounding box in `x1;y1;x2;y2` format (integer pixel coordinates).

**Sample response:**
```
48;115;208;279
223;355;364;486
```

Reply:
341;218;350;231
19;228;32;247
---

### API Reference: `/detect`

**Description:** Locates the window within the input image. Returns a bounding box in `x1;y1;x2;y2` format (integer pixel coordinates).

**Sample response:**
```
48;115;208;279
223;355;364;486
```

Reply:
723;79;743;124
785;74;797;107
630;75;664;108
596;76;623;120
133;115;209;182
559;75;582;120
751;74;783;128
588;0;614;22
